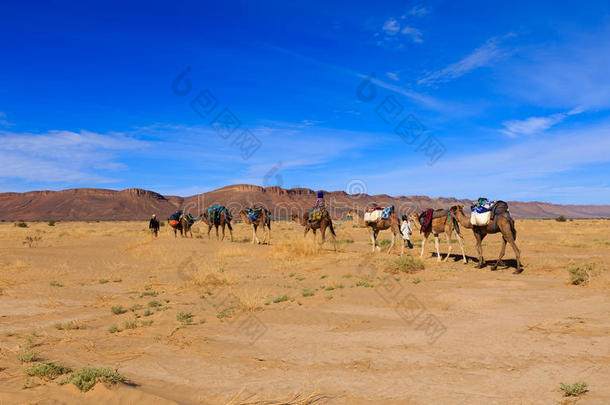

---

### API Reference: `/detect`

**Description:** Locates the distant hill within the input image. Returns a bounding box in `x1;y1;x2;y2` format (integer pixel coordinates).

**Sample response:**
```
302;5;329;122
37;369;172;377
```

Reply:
1;185;609;221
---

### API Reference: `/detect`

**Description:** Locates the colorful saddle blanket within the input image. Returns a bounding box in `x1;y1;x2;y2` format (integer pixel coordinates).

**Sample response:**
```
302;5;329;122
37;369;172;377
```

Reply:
180;213;195;225
472;198;495;214
245;207;268;221
381;205;394;219
418;209;434;233
309;208;327;222
206;205;231;224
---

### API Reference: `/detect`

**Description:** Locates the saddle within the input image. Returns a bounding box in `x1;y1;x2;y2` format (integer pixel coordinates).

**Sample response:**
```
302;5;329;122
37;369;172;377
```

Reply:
309;208;327;222
418;209;434;233
245;207;270;222
206;205;231;224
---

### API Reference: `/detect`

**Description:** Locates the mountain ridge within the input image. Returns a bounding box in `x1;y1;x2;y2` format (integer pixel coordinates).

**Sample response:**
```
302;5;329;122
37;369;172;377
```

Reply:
1;185;609;220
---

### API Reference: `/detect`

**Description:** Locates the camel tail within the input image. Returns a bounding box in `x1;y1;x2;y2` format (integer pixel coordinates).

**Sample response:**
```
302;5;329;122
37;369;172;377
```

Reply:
510;219;517;241
329;221;336;237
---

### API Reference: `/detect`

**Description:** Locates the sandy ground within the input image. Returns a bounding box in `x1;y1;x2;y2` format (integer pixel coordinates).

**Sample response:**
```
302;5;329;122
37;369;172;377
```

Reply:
0;218;609;404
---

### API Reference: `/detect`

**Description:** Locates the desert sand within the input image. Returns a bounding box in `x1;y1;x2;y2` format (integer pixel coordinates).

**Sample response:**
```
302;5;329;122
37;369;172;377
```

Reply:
0;218;609;404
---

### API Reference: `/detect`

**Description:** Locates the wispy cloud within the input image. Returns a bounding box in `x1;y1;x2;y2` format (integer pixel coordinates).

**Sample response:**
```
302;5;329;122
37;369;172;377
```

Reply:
0;112;11;127
380;17;423;44
381;18;400;36
501;108;584;137
0;130;147;183
354;119;610;203
400;26;423;43
418;34;515;86
408;5;429;17
385;72;400;81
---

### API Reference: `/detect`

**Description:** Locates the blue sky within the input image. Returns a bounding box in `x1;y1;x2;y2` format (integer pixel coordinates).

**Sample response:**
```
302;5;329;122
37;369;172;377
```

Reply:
1;1;610;204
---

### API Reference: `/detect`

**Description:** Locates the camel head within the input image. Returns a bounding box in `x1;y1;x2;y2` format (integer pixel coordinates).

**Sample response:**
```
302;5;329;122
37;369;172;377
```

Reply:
290;213;300;222
407;212;419;223
347;209;359;219
451;204;465;214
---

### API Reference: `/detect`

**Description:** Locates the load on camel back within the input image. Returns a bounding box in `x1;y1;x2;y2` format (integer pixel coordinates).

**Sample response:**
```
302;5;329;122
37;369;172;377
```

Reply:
470;198;510;227
168;210;196;237
202;205;233;241
348;205;404;254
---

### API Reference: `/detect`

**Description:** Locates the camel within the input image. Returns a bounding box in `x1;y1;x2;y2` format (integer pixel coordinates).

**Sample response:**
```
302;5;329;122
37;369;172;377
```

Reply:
452;204;523;273
291;211;337;250
168;215;193;238
201;206;233;241
347;208;403;254
238;207;271;244
408;209;467;263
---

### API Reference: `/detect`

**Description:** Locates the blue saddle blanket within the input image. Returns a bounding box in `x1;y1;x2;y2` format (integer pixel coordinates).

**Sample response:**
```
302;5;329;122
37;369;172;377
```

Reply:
381;205;394;219
472;200;495;214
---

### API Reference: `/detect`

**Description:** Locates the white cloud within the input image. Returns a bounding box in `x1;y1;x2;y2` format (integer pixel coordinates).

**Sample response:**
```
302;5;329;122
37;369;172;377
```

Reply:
353;119;610;203
382;18;400;35
385;72;400;81
501;108;584;137
418;34;515;86
380;18;423;44
401;26;423;43
409;5;429;17
0;130;147;183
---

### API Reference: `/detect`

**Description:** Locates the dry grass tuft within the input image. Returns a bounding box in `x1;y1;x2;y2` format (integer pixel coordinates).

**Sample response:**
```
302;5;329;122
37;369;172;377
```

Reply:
233;288;268;312
189;261;236;287
268;238;323;260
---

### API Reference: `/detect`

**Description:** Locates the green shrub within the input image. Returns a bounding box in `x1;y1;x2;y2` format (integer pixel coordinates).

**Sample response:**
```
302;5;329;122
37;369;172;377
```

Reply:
302;288;315;297
176;312;194;324
555;215;567;222
24;362;71;380
567;265;591;285
18;348;39;363
273;295;289;303
560;382;588;397
48;221;56;226
110;306;126;315
108;324;121;334
14;221;28;228
386;256;425;274
64;367;126;392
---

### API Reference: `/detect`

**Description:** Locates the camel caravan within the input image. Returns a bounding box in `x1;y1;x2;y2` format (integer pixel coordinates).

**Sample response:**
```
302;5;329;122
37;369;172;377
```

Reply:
155;194;523;274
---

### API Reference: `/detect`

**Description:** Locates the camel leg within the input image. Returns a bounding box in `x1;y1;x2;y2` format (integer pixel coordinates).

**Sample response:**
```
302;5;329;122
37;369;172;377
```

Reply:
266;224;271;245
434;235;441;262
228;225;233;242
475;232;486;268
456;234;467;264
387;231;395;254
507;236;522;274
444;232;453;262
215;225;219;240
221;224;225;241
207;225;212;239
492;237;507;271
251;224;259;244
303;227;309;238
369;228;376;252
420;236;426;257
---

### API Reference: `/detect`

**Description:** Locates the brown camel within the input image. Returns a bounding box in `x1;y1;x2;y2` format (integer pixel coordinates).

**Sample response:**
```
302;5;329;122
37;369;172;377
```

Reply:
452;204;523;273
408;209;467;263
347;209;403;254
238;207;271;244
169;215;193;238
291;211;337;250
201;207;233;241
